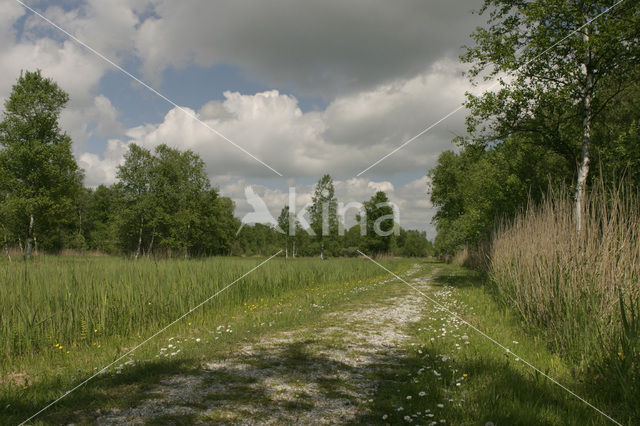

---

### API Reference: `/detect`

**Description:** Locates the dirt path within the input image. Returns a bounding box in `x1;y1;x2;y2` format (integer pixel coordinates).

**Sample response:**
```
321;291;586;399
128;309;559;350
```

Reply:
97;266;439;424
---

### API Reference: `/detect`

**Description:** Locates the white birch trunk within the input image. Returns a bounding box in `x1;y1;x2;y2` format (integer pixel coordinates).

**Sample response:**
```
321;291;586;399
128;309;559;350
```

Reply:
575;17;593;233
26;214;34;259
135;217;144;260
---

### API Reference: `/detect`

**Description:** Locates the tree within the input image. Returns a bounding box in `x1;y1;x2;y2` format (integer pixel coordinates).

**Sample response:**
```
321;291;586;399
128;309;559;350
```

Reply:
308;174;339;258
430;136;567;255
463;0;640;231
591;76;640;186
84;185;122;253
362;191;397;254
277;205;302;258
0;70;83;257
149;144;210;258
115;143;237;258
116;144;153;258
198;192;239;255
399;230;432;257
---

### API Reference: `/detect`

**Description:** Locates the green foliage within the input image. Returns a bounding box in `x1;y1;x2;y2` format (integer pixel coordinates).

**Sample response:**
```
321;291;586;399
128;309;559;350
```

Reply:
462;0;640;156
430;137;567;255
84;185;123;253
309;174;341;257
0;71;433;259
361;191;396;254
0;70;83;253
0;256;410;363
115;143;238;257
233;223;282;256
458;0;640;236
397;229;432;257
591;80;640;186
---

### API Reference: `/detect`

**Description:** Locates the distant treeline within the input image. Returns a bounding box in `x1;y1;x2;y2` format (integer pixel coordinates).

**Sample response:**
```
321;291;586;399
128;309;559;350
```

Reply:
0;70;432;259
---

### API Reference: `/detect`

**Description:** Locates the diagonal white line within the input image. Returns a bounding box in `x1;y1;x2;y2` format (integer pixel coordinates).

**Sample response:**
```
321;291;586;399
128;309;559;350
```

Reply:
15;0;283;177
356;106;464;176
356;0;628;177
19;251;282;425
357;250;622;426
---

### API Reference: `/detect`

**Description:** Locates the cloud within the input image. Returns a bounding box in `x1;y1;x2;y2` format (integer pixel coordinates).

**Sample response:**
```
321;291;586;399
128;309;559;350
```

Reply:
77;139;129;187
22;0;144;60
61;94;123;146
216;175;435;235
109;58;479;180
14;0;483;99
0;2;127;149
133;0;483;97
2;0;484;237
4;1;483;183
0;1;24;51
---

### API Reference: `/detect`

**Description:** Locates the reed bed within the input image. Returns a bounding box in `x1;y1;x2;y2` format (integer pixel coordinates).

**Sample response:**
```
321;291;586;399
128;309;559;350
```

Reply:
490;182;640;380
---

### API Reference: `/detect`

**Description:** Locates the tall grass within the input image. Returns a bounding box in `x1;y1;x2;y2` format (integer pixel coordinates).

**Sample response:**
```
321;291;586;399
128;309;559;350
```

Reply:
0;256;408;368
490;182;640;414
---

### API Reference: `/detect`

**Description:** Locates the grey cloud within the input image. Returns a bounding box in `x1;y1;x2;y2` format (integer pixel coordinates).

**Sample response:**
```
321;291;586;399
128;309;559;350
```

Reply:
135;0;483;97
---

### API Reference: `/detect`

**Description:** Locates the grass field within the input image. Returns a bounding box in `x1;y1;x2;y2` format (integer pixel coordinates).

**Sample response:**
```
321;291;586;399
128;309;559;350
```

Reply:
0;256;635;424
0;255;415;423
0;255;414;363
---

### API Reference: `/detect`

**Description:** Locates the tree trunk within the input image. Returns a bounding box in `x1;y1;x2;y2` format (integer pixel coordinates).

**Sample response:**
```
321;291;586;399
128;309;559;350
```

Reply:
320;242;324;260
78;209;83;251
147;227;155;257
292;240;296;258
26;214;34;259
575;17;593;233
184;223;190;259
2;225;11;262
135;217;144;260
18;237;24;259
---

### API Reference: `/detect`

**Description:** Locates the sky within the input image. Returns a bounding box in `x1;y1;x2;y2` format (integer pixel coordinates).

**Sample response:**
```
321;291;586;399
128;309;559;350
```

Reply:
0;0;487;238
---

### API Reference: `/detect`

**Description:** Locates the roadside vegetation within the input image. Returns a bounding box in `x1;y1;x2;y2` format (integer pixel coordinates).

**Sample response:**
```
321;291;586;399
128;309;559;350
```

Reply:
3;260;632;425
365;263;621;425
0;256;413;370
490;184;640;421
428;1;640;422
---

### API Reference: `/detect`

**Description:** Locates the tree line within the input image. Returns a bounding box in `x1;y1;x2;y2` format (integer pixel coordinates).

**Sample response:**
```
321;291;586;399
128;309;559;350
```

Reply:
429;0;640;256
0;70;432;259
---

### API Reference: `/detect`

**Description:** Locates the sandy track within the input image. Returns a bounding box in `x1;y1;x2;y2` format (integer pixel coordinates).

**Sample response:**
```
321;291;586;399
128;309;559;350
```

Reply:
98;267;434;425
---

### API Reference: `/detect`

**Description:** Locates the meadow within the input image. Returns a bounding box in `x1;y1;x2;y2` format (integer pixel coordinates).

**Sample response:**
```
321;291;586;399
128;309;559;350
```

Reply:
0;256;414;369
0;255;421;423
1;253;637;424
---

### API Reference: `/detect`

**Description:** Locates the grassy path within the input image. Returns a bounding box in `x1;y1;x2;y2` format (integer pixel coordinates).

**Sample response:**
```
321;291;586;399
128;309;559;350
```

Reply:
97;264;428;424
5;260;618;425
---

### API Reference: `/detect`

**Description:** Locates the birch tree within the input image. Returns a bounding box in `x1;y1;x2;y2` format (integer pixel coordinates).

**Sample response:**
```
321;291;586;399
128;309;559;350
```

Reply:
309;174;339;258
116;144;153;258
0;70;82;257
462;0;640;231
